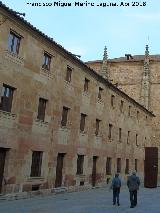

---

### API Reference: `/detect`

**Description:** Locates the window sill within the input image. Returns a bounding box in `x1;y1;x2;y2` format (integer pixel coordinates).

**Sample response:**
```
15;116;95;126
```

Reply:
27;177;45;182
5;50;24;65
0;110;16;120
80;131;87;135
82;91;89;97
97;98;104;104
40;67;53;79
34;119;49;127
76;174;85;178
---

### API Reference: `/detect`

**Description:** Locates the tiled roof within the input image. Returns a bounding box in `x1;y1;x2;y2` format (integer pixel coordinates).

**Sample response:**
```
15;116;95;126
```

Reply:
0;1;155;117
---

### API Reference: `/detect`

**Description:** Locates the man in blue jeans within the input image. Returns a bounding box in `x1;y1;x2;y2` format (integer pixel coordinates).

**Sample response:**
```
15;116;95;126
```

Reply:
111;173;121;206
127;171;140;208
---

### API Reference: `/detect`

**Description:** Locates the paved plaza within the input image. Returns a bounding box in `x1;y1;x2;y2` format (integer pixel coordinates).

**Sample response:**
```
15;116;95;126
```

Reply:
0;186;160;213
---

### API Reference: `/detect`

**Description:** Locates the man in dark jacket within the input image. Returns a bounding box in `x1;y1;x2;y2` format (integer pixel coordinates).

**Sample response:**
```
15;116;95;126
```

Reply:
127;171;140;208
111;173;121;206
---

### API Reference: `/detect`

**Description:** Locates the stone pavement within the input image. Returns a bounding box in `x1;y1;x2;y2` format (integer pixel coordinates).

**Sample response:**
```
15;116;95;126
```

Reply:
0;186;160;213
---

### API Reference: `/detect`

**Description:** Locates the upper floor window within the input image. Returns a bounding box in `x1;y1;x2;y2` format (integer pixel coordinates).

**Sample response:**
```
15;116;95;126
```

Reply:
136;134;138;146
37;98;47;121
119;128;122;142
80;113;87;132
128;105;131;116
95;119;101;136
8;31;21;54
42;52;51;70
30;151;43;177
77;155;84;175
127;131;130;144
111;95;115;107
120;100;124;112
0;84;15;112
61;106;69;127
98;87;103;99
84;78;89;93
108;124;113;140
65;66;72;82
137;111;139;120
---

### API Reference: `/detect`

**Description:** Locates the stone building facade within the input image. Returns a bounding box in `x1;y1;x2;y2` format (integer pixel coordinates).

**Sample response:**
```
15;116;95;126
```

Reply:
0;2;154;194
86;47;160;180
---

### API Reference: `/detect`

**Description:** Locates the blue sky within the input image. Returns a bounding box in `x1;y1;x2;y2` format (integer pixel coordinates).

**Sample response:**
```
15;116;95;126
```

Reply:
1;0;160;61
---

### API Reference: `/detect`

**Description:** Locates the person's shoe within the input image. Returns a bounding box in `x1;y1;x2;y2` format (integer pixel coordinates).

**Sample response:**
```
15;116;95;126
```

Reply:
113;203;116;205
117;203;120;206
130;206;134;208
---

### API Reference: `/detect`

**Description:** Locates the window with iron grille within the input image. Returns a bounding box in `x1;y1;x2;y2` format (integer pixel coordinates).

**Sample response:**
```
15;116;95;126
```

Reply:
117;158;121;173
135;159;138;172
0;85;15;112
30;151;43;177
127;131;130;144
125;159;129;174
108;124;112;139
95;119;101;136
84;78;89;92
65;66;72;82
42;52;51;70
8;31;21;54
77;155;84;175
98;87;103;99
37;98;47;121
106;157;112;175
80;113;87;132
111;95;115;107
61;106;69;127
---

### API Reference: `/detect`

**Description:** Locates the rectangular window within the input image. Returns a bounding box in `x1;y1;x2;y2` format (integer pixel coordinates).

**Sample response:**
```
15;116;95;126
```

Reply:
80;113;87;132
30;151;43;177
111;95;115;107
117;158;121;173
0;84;14;112
128;105;131;116
108;124;112;140
8;31;21;54
98;87;103;99
120;100;124;112
136;134;138;146
127;131;130;144
137;111;139;120
135;159;138;172
65;66;72;82
95;119;101;136
42;52;51;70
77;155;84;175
125;159;129;174
61;106;69;127
37;98;47;121
106;157;112;175
84;78;89;92
119;128;122;142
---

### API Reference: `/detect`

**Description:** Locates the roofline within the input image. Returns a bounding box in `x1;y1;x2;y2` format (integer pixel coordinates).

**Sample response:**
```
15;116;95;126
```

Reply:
0;1;155;117
86;56;160;64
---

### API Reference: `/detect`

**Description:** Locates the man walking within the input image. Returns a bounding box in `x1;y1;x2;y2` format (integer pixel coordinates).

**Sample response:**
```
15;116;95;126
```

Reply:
127;171;140;208
111;173;121;206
